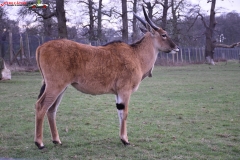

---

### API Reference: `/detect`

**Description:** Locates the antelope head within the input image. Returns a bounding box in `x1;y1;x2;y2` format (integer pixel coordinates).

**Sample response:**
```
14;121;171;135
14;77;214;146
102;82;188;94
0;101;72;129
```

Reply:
134;6;179;54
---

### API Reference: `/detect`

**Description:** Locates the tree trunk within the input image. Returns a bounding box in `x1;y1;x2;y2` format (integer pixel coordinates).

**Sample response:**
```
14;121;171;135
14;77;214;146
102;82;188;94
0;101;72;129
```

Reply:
132;0;138;42
88;0;95;41
205;0;216;65
42;0;52;37
56;0;68;39
145;2;153;20
97;0;102;42
122;0;128;43
161;0;169;30
171;0;179;45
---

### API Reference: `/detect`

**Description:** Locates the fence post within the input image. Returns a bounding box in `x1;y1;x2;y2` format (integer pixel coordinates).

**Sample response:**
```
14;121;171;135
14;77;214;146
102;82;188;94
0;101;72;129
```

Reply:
26;32;30;60
239;51;240;63
199;48;202;62
19;35;22;63
176;51;178;63
172;54;175;64
180;48;183;63
188;48;191;63
228;49;230;59
185;48;187;62
9;27;13;65
167;53;169;65
195;48;198;62
221;49;225;60
20;34;24;61
41;35;45;44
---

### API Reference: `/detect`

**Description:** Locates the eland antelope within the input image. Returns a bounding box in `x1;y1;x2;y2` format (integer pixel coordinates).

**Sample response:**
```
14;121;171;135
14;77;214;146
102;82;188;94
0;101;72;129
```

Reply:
34;6;179;149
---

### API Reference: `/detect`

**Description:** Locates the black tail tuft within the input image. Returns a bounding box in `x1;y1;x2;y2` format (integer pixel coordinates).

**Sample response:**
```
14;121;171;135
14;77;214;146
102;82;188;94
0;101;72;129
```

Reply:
38;83;46;99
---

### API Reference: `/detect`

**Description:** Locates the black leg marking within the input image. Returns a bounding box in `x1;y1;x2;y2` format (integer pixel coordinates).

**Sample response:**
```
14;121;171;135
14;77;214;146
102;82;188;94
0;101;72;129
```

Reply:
38;83;46;99
116;103;125;110
35;142;45;150
121;139;130;146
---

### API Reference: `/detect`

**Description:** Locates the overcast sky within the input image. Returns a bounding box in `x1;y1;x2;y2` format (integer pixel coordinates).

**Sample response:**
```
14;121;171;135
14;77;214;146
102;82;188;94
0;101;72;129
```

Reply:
190;0;240;13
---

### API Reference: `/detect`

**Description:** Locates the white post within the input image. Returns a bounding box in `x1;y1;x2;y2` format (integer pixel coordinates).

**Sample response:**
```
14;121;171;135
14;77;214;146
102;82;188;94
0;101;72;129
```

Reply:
188;48;191;63
181;48;183;63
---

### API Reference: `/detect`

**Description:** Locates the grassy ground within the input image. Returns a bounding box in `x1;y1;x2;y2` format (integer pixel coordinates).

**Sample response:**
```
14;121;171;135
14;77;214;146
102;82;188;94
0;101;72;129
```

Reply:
0;62;239;160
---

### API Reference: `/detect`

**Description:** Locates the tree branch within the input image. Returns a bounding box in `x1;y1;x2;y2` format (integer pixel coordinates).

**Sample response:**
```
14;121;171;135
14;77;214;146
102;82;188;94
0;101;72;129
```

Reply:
78;0;89;5
214;42;240;48
112;9;122;16
186;14;200;32
32;9;56;19
198;13;208;29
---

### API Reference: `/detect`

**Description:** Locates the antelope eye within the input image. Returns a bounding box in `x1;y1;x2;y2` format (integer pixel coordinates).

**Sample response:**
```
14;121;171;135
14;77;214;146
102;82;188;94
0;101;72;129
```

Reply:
162;34;167;38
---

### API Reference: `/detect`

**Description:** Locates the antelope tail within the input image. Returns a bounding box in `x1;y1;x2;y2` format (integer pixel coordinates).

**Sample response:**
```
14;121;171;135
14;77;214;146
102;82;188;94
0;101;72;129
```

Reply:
36;46;46;99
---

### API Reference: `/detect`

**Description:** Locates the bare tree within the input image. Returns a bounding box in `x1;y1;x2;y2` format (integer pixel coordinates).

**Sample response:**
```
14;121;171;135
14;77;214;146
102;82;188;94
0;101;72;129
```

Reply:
97;0;103;41
96;0;113;42
197;0;240;65
0;7;7;59
142;0;172;31
78;0;96;41
22;0;68;38
143;0;156;20
55;0;68;38
42;0;54;37
170;0;185;45
215;12;240;46
131;0;138;42
78;0;114;43
87;0;95;41
18;0;56;39
158;0;171;30
201;0;216;65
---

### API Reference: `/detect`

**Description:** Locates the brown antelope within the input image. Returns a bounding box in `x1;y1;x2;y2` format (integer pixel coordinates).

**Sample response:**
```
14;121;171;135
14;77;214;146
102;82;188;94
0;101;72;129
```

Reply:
34;6;179;149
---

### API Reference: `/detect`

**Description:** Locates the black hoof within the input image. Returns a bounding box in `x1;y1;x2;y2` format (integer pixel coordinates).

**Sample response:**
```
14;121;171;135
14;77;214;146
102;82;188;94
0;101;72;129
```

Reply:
35;142;45;150
52;141;62;145
121;139;130;146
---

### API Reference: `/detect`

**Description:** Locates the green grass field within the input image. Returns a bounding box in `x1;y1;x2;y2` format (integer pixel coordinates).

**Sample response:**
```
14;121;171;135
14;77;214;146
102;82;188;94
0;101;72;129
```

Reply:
0;62;240;160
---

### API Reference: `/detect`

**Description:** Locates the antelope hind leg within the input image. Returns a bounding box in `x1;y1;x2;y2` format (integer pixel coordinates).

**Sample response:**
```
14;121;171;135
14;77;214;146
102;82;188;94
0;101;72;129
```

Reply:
35;85;66;149
35;95;54;149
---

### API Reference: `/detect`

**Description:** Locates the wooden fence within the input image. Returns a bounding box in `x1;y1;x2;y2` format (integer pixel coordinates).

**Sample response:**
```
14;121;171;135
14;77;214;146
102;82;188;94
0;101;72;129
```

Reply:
1;33;240;65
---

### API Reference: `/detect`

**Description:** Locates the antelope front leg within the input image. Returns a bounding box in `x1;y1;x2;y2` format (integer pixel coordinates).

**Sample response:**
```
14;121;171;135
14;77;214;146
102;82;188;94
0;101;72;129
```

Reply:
116;94;130;145
117;105;130;145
